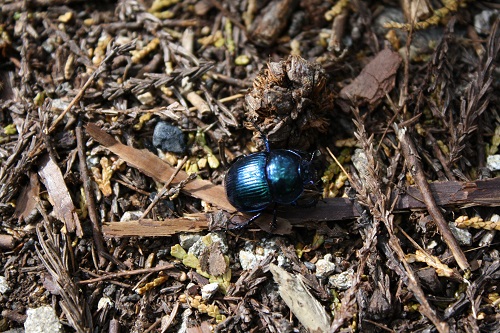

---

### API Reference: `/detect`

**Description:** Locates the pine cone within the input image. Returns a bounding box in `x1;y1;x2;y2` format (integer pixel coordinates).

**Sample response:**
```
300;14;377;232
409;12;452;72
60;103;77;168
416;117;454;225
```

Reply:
245;55;333;150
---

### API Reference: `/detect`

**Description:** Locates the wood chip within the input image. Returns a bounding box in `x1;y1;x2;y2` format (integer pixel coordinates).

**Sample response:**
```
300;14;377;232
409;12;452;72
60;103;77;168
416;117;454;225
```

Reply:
102;178;500;236
38;154;83;236
102;214;208;237
269;263;331;333
14;172;40;220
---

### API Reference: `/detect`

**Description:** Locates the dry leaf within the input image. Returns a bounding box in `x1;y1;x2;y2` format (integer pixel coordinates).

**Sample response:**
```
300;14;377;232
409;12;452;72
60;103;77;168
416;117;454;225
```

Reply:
86;123;235;212
199;242;227;276
340;49;402;107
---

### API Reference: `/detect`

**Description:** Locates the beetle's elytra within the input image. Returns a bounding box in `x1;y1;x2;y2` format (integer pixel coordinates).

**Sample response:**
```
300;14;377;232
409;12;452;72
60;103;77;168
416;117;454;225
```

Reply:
224;137;316;229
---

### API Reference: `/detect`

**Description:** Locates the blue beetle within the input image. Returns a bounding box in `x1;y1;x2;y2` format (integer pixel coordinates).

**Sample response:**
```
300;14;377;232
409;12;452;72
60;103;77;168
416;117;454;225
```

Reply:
224;134;317;229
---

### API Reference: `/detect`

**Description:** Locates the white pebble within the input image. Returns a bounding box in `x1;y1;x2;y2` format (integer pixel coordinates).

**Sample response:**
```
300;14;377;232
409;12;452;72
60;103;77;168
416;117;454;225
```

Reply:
25;306;62;333
201;282;219;300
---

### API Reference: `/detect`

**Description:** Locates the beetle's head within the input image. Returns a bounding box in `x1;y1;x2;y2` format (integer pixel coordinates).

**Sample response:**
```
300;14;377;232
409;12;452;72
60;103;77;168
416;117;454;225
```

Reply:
298;155;317;186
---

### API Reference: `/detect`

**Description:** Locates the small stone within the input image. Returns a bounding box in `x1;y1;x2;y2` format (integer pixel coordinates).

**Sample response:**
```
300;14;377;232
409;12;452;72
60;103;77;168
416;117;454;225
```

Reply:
474;9;499;35
179;233;202;250
238;238;281;271
449;222;472;246
276;254;288;268
97;296;114;311
329;268;354;290
303;261;316;271
0;276;9;294
136;92;155;105
486;155;500;171
120;211;143;222
239;250;259;271
201;282;219;300
24;306;63;333
315;254;336;278
153;122;186;154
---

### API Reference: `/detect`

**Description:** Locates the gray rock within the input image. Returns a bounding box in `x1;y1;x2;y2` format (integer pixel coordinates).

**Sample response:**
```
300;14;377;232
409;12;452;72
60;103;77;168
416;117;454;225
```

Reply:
0;275;10;294
474;9;499;35
120;211;143;222
238;238;285;271
178;233;202;250
201;282;219;300
329;268;354;290
486;155;500;171
188;233;228;257
449;222;472;246
153;122;186;154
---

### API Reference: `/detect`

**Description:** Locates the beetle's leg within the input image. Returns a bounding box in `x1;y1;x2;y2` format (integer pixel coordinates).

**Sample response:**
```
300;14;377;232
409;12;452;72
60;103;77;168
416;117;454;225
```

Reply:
295;188;321;207
271;203;278;230
260;132;270;152
310;149;321;162
229;211;263;230
249;121;270;152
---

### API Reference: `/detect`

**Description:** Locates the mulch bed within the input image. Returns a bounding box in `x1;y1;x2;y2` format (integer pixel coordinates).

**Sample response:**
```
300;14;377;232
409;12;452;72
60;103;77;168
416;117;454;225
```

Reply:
1;1;499;332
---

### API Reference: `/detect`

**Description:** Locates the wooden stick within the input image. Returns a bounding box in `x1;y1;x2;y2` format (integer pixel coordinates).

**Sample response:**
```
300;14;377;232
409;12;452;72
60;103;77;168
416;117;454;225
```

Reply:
101;177;500;237
397;125;470;271
76;121;107;268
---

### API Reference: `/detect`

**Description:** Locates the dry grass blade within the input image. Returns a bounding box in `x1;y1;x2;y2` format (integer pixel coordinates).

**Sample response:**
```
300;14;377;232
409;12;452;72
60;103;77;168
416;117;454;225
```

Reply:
332;109;449;333
448;17;500;165
35;204;92;333
76;122;107;267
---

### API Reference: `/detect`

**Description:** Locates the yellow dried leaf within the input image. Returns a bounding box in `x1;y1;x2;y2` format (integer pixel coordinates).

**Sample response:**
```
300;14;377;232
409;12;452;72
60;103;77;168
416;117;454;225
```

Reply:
58;12;73;23
183;253;200;269
170;244;187;260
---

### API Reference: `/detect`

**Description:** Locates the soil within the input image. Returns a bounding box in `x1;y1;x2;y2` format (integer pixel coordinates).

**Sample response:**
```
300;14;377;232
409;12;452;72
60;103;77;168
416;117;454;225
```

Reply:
0;1;499;332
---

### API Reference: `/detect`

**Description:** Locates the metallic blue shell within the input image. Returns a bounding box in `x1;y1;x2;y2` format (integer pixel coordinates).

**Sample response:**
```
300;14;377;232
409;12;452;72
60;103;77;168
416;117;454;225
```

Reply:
224;152;272;212
224;150;307;212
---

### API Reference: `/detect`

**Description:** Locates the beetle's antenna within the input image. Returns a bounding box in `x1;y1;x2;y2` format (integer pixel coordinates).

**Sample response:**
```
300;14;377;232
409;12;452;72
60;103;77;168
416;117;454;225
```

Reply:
310;149;321;163
270;203;278;230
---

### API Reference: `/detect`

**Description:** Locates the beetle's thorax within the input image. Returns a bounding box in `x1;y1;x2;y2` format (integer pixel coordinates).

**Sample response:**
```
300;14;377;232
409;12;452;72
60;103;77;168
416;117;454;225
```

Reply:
266;150;304;204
